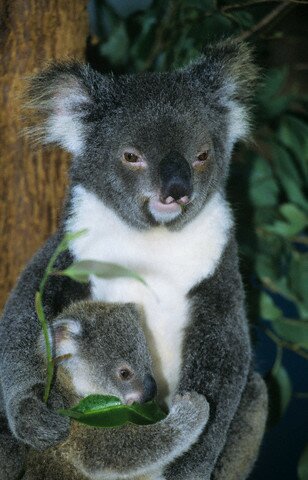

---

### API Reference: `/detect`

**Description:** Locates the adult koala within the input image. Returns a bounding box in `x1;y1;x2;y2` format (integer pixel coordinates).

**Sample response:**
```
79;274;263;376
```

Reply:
0;40;267;479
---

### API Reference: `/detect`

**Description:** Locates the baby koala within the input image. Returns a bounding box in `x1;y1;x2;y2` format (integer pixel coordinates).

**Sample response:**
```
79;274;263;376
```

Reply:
6;301;209;480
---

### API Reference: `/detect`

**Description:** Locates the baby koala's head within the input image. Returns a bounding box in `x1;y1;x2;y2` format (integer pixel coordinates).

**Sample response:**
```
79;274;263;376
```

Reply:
42;301;157;405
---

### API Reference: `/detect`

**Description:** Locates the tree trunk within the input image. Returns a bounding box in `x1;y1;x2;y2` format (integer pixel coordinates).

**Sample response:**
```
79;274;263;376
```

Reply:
0;0;88;310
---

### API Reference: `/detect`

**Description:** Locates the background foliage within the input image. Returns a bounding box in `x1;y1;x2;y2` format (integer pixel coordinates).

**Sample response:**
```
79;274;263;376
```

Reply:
88;0;308;477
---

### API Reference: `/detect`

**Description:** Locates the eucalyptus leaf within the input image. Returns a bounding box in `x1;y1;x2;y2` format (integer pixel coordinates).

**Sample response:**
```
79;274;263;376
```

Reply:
58;260;147;286
260;292;282;321
59;395;166;428
298;444;308;480
184;0;214;9
270;142;308;210
100;23;129;66
249;155;279;208
271;319;308;350
290;253;308;310
259;68;288;100
265;220;300;238
57;230;88;254
264;202;308;236
266;364;292;427
278;115;308;181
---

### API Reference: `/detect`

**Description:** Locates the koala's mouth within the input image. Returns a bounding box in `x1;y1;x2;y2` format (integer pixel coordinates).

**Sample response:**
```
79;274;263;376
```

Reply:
147;195;183;224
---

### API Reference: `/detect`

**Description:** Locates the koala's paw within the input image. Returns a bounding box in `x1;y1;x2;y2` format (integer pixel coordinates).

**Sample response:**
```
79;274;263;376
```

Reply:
171;391;210;431
8;391;70;451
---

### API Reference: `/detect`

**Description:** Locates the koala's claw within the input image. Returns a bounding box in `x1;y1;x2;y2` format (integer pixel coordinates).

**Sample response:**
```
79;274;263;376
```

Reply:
9;394;70;451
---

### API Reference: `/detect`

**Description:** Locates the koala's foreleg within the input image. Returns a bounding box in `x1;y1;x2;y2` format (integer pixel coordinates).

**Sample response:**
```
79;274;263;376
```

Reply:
164;238;252;480
0;414;27;480
212;371;268;480
23;446;86;480
63;391;209;479
0;233;89;451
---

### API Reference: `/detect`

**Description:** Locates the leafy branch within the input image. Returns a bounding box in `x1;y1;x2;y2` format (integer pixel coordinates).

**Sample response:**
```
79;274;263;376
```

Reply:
264;327;308;361
236;1;292;40
221;0;308;13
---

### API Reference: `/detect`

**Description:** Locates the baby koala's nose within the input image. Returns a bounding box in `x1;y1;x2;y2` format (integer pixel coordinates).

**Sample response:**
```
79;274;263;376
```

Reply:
141;374;157;403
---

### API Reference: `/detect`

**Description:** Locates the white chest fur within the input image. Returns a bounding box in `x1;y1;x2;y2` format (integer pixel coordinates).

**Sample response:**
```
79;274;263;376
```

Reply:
66;186;233;403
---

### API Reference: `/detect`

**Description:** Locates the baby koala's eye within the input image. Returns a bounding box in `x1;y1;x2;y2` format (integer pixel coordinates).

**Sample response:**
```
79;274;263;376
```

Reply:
118;368;134;381
193;150;210;171
123;152;139;163
197;151;209;162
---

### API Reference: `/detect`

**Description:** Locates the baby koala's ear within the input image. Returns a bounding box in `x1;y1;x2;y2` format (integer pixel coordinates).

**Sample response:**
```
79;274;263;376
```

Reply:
24;62;113;155
39;317;81;362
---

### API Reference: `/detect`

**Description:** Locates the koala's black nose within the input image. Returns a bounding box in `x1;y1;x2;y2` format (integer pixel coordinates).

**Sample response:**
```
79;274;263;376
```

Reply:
159;152;192;203
141;374;157;403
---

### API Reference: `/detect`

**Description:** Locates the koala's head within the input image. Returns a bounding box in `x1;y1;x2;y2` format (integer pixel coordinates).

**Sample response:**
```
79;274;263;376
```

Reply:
27;40;257;229
41;301;156;405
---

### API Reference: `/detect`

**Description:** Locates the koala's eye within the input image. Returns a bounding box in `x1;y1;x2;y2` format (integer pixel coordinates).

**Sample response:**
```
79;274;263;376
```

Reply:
122;150;146;169
197;151;209;162
123;152;139;163
193;150;209;171
118;368;134;381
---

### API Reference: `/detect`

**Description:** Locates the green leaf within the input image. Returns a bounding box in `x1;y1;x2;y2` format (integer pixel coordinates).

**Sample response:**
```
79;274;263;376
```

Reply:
255;253;279;283
58;260;147;286
280;203;308;226
271;318;308;350
249;155;279;208
184;0;214;9
266;364;292;427
298;444;308;480
260;293;282;321
59;395;166;428
57;230;88;254
269;142;308;210
229;11;254;29
265;221;296;238
261;68;288;99
256;68;291;119
265;203;308;238
290;252;308;310
278;115;308;181
100;23;129;66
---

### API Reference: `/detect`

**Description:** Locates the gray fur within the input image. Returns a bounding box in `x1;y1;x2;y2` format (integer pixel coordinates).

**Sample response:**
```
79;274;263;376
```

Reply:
212;371;268;480
0;39;266;479
3;301;209;480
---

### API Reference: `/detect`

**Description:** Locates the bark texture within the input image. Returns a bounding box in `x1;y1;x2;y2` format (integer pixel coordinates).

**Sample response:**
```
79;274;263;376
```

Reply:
0;0;88;310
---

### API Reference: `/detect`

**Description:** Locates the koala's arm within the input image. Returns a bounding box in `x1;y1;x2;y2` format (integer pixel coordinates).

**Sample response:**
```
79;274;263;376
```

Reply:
64;392;209;479
0;383;27;480
164;236;252;480
0;232;89;450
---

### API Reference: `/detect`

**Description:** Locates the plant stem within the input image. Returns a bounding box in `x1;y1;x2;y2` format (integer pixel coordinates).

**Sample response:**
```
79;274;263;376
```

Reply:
39;242;66;295
265;328;308;360
35;292;54;403
294;392;308;399
272;343;283;374
222;0;308;13
236;1;291;40
36;238;68;403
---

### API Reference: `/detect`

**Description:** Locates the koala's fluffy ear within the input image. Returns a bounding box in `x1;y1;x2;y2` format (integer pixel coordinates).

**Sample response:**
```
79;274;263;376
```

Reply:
25;62;112;155
39;317;81;361
183;39;258;146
